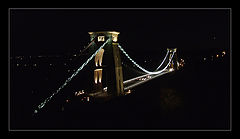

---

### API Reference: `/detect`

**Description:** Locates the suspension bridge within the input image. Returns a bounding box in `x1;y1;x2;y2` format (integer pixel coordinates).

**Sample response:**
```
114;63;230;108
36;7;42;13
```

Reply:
34;31;182;114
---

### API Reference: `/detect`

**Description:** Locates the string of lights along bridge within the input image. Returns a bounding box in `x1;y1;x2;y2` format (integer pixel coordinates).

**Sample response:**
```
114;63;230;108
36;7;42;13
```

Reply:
34;31;181;114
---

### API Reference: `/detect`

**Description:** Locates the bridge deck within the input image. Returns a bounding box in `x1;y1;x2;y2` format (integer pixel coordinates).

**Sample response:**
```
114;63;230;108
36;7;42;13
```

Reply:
87;69;173;100
123;69;172;90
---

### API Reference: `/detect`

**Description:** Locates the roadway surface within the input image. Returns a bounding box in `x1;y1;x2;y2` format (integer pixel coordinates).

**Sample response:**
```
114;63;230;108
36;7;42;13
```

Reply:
123;69;173;90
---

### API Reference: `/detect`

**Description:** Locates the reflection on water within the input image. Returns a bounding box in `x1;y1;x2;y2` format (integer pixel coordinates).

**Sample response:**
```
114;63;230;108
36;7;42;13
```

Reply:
159;88;183;112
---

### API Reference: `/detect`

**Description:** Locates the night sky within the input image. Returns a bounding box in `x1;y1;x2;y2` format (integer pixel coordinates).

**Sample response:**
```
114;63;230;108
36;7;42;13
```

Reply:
9;8;231;130
10;8;230;56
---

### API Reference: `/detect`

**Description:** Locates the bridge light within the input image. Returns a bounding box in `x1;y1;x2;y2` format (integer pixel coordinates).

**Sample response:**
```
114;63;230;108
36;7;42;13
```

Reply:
94;77;98;84
126;90;131;94
222;51;226;56
112;34;118;42
169;68;174;72
98;36;105;42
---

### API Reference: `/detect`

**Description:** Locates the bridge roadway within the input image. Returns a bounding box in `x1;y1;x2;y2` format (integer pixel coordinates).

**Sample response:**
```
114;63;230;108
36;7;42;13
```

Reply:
123;68;173;91
88;68;174;98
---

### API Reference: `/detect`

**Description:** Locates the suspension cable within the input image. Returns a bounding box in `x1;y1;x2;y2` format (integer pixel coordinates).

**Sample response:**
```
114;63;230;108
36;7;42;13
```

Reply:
34;39;110;114
118;44;175;75
155;50;169;71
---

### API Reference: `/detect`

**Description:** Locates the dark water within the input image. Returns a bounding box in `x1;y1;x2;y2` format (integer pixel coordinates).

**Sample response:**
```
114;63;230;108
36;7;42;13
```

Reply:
10;51;230;130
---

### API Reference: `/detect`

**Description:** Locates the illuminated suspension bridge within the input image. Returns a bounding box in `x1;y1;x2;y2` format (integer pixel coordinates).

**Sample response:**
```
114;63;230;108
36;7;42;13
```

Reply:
34;31;181;114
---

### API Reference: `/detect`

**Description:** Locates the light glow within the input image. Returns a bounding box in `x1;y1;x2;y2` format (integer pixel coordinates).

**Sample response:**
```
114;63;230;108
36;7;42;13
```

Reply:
222;51;226;55
94;69;103;84
98;36;105;42
95;49;104;67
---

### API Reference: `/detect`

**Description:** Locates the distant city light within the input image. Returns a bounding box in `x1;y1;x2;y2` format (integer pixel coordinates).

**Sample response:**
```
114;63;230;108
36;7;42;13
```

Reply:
75;90;85;96
222;51;226;56
203;57;207;61
126;90;131;94
103;87;107;91
216;54;219;58
169;68;174;72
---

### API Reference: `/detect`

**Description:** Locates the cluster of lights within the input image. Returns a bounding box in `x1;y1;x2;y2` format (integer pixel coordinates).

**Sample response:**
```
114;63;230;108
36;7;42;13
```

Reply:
217;50;226;58
178;59;185;67
15;63;58;68
118;44;175;75
103;87;107;92
75;90;85;96
74;90;91;102
203;50;226;61
34;39;110;114
79;96;90;102
14;56;24;60
138;75;152;81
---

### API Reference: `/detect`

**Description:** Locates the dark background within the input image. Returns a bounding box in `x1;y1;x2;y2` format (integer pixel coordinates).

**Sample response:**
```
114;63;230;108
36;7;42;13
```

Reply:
9;8;231;130
10;9;230;56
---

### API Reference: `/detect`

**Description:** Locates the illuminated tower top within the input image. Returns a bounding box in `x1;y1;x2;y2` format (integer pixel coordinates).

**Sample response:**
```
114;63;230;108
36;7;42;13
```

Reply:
88;31;120;43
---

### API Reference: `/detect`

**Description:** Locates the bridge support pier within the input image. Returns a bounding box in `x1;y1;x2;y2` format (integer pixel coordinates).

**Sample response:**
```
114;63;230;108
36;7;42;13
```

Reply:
167;48;179;70
88;31;124;97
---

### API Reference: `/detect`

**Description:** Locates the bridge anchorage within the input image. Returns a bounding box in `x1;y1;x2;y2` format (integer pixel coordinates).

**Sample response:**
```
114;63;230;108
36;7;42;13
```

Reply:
34;31;183;113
